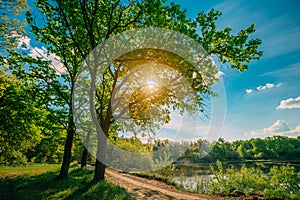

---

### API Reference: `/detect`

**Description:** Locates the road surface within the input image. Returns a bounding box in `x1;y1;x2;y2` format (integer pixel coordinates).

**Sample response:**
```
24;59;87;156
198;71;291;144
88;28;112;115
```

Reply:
105;168;223;200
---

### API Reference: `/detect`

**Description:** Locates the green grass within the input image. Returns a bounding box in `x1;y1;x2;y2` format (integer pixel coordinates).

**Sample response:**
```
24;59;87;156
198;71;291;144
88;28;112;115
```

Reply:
0;163;133;200
0;163;62;177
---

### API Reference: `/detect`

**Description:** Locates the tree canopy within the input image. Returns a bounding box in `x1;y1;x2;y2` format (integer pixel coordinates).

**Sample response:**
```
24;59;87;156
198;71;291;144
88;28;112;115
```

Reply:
4;0;262;181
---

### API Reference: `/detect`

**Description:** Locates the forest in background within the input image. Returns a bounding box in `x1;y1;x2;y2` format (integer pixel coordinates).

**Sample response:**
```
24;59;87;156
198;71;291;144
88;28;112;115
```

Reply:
1;72;299;165
181;136;300;163
1;95;300;167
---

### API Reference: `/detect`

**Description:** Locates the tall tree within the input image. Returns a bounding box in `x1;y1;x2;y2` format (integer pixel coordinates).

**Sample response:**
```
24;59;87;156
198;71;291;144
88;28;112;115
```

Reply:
10;0;262;181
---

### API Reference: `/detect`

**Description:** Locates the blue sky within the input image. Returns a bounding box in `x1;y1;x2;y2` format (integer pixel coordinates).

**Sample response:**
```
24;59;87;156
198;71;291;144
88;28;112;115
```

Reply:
16;0;300;142
170;0;300;141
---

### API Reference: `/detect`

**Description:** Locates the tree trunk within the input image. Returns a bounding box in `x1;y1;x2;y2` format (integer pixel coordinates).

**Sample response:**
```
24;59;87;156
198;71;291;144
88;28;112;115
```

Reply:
81;129;91;168
81;147;88;168
59;116;75;179
93;134;107;182
93;159;106;181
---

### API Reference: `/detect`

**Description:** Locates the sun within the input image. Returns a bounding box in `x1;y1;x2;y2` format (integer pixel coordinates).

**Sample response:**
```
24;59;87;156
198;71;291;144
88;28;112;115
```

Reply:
146;81;156;89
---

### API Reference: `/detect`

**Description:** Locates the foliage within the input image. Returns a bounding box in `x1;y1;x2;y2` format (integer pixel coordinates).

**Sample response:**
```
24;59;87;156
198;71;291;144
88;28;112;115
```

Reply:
0;71;65;165
157;164;176;180
0;164;132;200
208;160;300;199
114;137;152;153
182;136;300;162
0;0;28;54
0;71;42;164
209;160;267;195
107;137;153;172
5;0;262;180
265;165;300;199
196;9;262;71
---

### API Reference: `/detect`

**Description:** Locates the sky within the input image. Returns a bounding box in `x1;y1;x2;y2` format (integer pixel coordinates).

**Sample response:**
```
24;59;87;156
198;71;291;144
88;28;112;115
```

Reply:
170;0;300;141
15;0;300;142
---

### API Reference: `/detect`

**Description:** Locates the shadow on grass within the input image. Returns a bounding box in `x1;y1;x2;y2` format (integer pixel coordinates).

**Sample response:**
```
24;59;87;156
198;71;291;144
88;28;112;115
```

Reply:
0;167;132;200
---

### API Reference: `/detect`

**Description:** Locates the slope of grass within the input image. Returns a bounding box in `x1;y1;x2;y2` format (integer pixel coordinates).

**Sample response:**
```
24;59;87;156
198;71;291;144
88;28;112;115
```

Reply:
0;163;132;200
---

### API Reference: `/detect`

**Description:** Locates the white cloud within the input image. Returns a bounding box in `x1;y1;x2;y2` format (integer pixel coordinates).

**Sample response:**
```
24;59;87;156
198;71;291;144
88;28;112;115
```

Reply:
29;46;47;58
215;71;225;79
276;96;300;110
245;89;253;94
7;31;65;75
266;120;290;133
257;83;274;91
29;46;66;75
245;120;300;137
17;35;31;50
245;82;281;94
287;125;300;135
6;31;31;50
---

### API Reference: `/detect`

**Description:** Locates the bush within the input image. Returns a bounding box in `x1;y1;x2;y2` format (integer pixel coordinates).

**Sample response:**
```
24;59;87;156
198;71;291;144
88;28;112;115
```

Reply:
208;160;300;199
265;165;300;199
0;150;28;165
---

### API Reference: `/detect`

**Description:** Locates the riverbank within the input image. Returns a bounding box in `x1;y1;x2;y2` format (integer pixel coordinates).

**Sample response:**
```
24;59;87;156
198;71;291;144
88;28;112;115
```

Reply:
1;162;298;199
132;160;300;199
0;163;222;199
106;168;222;199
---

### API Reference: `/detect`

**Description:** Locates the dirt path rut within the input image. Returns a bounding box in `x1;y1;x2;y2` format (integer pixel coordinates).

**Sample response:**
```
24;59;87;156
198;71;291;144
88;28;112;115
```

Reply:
105;168;222;200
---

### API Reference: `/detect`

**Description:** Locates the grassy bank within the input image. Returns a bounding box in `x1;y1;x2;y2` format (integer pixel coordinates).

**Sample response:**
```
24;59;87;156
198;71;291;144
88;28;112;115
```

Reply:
0;163;132;200
133;161;300;199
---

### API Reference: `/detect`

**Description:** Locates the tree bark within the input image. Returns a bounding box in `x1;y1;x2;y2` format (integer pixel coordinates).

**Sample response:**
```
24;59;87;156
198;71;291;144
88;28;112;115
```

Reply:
59;115;75;179
93;135;107;181
81;129;92;168
81;147;88;168
93;158;106;181
91;125;109;182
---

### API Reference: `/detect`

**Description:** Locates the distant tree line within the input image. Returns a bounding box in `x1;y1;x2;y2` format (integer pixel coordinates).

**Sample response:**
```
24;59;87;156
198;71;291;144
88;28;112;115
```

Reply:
181;136;300;162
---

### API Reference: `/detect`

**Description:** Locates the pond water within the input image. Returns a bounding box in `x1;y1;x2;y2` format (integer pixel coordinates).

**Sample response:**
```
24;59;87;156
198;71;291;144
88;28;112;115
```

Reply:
172;160;300;191
173;174;213;192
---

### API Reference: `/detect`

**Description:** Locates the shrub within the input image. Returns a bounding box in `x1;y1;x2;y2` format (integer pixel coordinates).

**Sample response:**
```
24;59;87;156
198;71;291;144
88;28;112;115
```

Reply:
208;160;300;199
265;165;300;199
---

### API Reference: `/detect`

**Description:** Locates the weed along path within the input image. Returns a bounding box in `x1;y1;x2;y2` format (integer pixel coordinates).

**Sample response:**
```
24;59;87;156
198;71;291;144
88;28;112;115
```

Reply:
105;168;222;200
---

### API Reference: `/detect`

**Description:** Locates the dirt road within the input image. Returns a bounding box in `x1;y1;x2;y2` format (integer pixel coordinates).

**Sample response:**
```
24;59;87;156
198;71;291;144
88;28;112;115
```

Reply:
105;168;222;200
